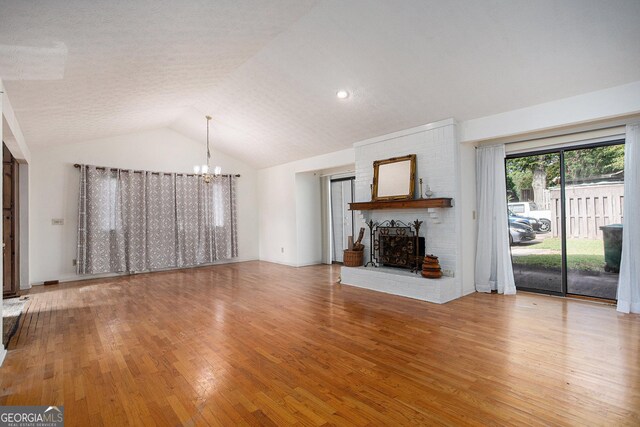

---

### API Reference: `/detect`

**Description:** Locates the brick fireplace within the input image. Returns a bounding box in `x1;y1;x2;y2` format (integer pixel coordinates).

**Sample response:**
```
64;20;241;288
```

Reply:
340;118;471;304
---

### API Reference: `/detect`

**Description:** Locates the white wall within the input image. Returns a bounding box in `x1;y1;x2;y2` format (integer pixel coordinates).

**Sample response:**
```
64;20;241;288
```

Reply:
295;171;322;266
258;148;354;266
29;127;259;284
258;164;297;265
460;81;640;144
1;82;30;163
455;139;476;296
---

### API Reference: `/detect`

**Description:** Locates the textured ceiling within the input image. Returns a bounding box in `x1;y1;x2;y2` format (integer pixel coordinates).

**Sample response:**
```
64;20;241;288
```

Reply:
2;0;640;168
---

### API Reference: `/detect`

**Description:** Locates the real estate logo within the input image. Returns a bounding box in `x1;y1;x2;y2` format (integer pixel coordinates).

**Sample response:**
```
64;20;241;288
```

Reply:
0;406;64;427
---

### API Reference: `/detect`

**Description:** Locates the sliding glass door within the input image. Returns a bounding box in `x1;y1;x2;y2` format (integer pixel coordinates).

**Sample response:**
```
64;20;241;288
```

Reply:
506;152;563;294
330;177;355;263
505;140;625;299
563;145;625;299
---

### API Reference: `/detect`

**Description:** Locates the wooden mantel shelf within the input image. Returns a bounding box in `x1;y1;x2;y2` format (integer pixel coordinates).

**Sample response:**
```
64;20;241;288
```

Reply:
349;198;452;211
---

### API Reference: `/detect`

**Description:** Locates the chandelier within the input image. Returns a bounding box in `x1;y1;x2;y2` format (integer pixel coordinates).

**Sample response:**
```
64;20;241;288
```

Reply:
193;115;221;183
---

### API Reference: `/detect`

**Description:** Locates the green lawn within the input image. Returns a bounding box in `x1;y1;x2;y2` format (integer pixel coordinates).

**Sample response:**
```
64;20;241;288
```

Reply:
512;237;606;272
531;237;604;255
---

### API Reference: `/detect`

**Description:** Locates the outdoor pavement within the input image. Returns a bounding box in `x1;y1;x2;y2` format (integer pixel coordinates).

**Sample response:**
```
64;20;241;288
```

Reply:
512;264;618;299
510;232;618;299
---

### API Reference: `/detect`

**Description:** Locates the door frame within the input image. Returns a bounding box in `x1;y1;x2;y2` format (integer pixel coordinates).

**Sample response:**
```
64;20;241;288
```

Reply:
3;143;20;298
505;138;625;298
329;176;355;263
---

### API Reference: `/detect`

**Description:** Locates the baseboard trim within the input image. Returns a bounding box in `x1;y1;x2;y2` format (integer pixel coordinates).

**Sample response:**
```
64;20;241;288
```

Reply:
258;259;324;268
296;261;324;267
258;259;298;267
31;257;259;286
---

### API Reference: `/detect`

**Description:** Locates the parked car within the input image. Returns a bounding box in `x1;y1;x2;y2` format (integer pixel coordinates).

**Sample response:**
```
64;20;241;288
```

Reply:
509;219;536;245
508;201;552;232
508;209;541;231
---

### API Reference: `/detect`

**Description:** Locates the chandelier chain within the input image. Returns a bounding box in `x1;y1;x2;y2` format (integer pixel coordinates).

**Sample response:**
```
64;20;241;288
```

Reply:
206;115;211;167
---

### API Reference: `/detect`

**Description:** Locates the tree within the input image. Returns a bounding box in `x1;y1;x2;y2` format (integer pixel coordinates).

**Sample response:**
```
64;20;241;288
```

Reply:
506;173;517;201
564;145;624;181
506;144;625;204
508;168;532;201
506;154;559;205
532;165;546;208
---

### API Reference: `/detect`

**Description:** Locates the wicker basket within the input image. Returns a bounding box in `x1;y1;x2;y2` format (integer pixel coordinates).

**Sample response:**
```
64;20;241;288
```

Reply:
343;250;364;267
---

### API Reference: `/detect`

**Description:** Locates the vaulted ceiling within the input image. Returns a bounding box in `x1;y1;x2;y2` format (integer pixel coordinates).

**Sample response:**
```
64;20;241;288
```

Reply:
2;0;640;167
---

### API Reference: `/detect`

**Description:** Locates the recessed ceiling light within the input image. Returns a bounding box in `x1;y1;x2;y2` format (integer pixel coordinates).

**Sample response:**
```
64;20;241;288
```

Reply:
336;90;350;99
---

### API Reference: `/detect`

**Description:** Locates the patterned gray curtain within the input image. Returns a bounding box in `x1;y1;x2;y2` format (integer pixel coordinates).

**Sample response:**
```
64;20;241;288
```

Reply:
210;175;238;259
176;174;204;267
76;166;125;274
120;170;147;271
145;172;177;270
76;165;238;274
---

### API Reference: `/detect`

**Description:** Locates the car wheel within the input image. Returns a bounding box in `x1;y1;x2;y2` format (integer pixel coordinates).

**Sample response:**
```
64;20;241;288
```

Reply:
539;219;551;232
509;233;513;246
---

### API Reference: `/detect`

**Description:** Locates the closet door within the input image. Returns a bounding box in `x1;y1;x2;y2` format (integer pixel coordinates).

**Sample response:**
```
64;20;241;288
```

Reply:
330;178;354;263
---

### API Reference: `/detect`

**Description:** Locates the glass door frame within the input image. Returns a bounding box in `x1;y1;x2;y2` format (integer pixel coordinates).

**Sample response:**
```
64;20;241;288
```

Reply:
505;138;625;298
329;176;356;263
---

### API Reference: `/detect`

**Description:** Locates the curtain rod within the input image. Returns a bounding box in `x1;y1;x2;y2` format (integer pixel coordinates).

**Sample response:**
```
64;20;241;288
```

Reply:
73;163;240;178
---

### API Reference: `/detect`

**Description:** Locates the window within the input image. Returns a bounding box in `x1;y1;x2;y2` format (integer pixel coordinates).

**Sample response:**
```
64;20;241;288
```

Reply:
511;203;525;214
212;180;225;227
98;174;118;231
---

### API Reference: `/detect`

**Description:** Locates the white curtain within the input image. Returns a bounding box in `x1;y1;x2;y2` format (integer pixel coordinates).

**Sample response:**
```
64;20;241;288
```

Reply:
617;124;640;313
475;145;516;294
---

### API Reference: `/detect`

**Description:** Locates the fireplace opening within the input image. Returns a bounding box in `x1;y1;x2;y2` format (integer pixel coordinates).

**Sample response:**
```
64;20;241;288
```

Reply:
379;235;425;268
371;219;424;271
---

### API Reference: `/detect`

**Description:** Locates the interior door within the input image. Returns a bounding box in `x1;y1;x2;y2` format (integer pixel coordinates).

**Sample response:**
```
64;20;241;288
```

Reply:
330;178;354;263
3;143;19;297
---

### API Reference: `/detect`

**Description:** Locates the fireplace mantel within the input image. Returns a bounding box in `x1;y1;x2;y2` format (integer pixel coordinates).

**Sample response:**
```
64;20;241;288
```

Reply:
349;198;452;211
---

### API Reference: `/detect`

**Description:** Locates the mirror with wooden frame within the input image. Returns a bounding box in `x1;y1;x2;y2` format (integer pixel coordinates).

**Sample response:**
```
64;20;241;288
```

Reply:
372;154;416;201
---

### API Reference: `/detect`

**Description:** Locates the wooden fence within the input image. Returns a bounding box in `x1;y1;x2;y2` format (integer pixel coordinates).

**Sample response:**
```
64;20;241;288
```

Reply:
550;183;624;239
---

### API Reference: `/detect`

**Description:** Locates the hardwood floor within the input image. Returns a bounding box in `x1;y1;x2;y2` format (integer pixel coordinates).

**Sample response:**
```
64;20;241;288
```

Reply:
1;261;639;426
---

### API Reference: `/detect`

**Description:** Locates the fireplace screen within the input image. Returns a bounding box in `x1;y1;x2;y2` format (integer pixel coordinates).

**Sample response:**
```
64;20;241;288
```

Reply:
372;220;423;270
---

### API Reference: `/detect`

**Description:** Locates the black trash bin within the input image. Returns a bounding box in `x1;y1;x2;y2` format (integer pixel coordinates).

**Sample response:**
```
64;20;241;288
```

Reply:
600;224;623;273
